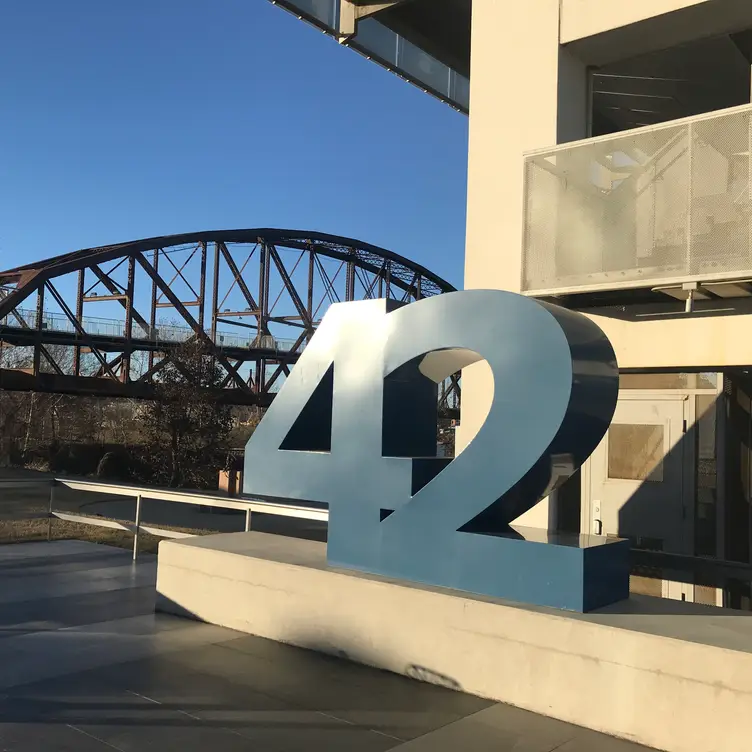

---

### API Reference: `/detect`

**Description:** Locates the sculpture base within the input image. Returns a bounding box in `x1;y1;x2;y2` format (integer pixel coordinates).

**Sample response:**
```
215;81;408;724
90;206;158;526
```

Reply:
157;531;752;752
330;525;630;612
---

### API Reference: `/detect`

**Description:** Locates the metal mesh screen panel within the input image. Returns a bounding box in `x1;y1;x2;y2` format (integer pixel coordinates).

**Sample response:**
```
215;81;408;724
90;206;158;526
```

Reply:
522;108;752;294
690;111;752;278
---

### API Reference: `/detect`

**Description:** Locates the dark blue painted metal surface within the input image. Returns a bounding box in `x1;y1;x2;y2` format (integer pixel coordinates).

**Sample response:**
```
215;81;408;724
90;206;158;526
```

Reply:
244;290;627;611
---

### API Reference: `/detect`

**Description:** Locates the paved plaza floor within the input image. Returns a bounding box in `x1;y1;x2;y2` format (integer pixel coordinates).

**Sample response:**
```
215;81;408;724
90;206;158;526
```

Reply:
0;540;654;751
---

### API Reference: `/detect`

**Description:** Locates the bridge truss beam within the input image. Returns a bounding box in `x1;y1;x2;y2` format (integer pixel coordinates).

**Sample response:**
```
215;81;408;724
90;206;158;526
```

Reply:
0;229;459;412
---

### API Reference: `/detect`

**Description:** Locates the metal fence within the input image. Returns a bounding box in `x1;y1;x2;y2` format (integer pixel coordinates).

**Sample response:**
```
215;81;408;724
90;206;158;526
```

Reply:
0;477;328;561
523;103;752;296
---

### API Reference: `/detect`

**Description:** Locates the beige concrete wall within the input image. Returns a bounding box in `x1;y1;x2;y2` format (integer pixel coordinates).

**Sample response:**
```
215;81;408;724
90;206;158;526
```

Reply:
460;0;587;527
464;0;582;295
157;532;752;752
560;0;711;43
590;311;752;370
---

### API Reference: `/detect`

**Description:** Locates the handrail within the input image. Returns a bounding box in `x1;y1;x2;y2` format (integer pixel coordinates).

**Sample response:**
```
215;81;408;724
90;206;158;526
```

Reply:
524;100;752;157
0;306;299;352
0;476;328;560
631;548;752;585
54;478;328;520
3;478;752;587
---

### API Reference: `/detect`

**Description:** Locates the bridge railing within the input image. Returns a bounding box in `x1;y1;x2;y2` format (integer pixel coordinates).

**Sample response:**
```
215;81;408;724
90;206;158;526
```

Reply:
0;307;299;352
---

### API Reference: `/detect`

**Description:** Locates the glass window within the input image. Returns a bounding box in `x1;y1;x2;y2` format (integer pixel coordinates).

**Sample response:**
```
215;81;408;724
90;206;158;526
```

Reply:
353;18;469;112
398;37;451;97
354;18;398;65
607;424;665;482
284;0;337;28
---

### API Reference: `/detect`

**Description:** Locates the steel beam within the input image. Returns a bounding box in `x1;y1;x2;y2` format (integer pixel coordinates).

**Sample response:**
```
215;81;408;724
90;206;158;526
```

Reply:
90;265;151;334
134;252;251;393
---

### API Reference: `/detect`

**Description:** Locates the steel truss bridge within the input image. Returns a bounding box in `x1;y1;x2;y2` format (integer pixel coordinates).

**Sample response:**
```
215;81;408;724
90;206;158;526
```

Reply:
0;229;460;410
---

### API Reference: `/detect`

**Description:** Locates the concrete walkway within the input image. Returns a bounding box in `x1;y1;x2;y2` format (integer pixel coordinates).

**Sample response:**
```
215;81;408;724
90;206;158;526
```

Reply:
0;540;655;751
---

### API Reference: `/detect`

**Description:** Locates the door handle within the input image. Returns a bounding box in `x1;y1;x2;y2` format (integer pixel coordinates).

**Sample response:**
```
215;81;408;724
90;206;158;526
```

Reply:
592;501;602;536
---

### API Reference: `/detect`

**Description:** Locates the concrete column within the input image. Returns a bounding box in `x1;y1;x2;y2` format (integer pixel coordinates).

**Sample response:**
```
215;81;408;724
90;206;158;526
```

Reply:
459;0;588;529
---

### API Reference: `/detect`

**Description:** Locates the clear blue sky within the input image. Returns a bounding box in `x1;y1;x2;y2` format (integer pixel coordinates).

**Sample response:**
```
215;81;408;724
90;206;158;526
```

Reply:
0;0;468;288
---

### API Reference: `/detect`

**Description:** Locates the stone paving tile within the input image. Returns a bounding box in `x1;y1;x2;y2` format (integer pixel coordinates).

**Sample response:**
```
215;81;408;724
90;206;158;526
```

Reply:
0;540;658;751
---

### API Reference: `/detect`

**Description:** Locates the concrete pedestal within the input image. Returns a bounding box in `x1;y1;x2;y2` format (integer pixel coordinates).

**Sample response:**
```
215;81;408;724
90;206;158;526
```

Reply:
156;532;752;752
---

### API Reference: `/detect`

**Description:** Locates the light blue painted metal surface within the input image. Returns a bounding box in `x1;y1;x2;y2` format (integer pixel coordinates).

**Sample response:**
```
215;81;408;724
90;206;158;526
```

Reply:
244;290;627;611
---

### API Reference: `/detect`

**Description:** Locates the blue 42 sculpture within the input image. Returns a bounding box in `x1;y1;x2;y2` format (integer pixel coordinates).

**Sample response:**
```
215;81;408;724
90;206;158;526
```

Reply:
244;290;627;612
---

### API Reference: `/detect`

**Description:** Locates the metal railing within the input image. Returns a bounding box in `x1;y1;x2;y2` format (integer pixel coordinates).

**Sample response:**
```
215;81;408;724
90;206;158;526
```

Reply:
631;548;752;587
0;307;298;352
0;477;328;561
2;477;751;604
523;102;752;296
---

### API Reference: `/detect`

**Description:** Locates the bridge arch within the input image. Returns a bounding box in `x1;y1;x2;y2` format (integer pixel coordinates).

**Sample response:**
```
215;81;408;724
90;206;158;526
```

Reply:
0;229;458;409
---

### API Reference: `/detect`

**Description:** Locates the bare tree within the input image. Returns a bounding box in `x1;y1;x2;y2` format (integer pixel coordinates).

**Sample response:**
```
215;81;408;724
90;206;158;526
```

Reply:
139;339;233;488
0;333;235;484
0;338;142;468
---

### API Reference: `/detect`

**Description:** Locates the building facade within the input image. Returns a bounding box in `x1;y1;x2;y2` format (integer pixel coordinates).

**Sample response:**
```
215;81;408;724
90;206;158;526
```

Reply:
272;0;752;608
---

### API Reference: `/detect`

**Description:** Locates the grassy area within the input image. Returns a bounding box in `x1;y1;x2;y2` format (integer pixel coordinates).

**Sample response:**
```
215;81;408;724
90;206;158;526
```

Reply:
0;516;214;554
